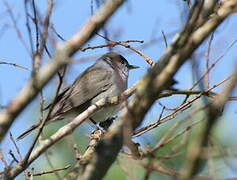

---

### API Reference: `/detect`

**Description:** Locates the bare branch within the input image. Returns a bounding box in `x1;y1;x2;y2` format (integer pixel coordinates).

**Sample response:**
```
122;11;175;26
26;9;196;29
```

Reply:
0;0;125;142
180;67;237;179
0;61;31;71
74;1;237;180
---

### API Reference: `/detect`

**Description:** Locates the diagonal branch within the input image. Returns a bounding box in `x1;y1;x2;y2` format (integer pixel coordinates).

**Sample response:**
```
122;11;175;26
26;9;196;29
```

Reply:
0;0;125;142
180;68;237;180
5;82;136;179
75;1;237;180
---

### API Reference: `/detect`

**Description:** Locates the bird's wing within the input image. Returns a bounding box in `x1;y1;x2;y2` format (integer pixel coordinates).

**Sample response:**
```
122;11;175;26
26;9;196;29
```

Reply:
50;65;113;119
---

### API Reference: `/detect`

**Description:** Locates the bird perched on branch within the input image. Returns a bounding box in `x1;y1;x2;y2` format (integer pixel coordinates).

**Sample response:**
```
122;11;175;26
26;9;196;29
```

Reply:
17;52;139;140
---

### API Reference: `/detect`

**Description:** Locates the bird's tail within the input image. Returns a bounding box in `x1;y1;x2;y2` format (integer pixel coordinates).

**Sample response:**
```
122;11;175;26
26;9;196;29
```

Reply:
17;123;40;140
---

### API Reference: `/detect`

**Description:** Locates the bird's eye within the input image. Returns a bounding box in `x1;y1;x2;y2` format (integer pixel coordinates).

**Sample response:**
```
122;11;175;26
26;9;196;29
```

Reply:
119;55;126;64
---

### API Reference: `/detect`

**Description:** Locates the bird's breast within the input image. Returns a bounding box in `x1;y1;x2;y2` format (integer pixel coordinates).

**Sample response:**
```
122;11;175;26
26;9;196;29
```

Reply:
113;69;128;92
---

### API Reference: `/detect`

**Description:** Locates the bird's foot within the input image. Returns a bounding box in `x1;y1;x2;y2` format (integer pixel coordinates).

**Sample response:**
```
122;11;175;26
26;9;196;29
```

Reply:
99;116;116;131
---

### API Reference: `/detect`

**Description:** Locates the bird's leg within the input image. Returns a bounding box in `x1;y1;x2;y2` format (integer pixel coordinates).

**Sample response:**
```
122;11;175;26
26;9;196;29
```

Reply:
89;118;97;125
89;118;105;132
99;116;116;130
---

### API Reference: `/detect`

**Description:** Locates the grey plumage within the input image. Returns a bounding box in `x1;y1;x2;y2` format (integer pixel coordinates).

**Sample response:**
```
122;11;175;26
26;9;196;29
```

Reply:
17;52;138;140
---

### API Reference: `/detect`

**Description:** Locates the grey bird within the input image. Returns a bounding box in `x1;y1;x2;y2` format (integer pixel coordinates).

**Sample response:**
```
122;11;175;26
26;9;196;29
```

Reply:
17;52;139;140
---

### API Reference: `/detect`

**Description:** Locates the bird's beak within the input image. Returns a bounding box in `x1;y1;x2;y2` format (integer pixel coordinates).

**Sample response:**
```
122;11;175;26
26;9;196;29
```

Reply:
128;64;139;70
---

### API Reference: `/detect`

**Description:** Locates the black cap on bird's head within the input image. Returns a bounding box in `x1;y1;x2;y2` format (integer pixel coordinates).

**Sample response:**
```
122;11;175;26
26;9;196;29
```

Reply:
101;52;139;70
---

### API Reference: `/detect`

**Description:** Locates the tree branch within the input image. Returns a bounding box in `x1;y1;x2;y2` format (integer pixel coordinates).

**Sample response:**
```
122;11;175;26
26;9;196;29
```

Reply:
0;0;125;142
73;1;237;180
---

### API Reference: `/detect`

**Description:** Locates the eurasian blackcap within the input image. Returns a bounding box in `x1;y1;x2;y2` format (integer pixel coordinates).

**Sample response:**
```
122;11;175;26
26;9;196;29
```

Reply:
17;52;138;139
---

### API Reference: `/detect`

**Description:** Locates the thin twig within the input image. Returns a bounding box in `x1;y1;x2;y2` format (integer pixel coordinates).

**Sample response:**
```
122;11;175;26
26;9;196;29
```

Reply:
191;39;237;90
24;0;34;55
21;0;55;166
3;1;31;55
81;39;144;51
133;76;232;137
9;132;22;160
180;68;237;180
8;150;19;163
97;33;155;66
27;165;70;177
0;149;9;169
161;30;168;48
205;32;215;88
0;61;31;71
51;25;65;41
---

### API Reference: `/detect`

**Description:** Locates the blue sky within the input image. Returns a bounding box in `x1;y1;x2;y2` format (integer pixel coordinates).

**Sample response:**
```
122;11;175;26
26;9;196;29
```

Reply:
1;0;237;178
